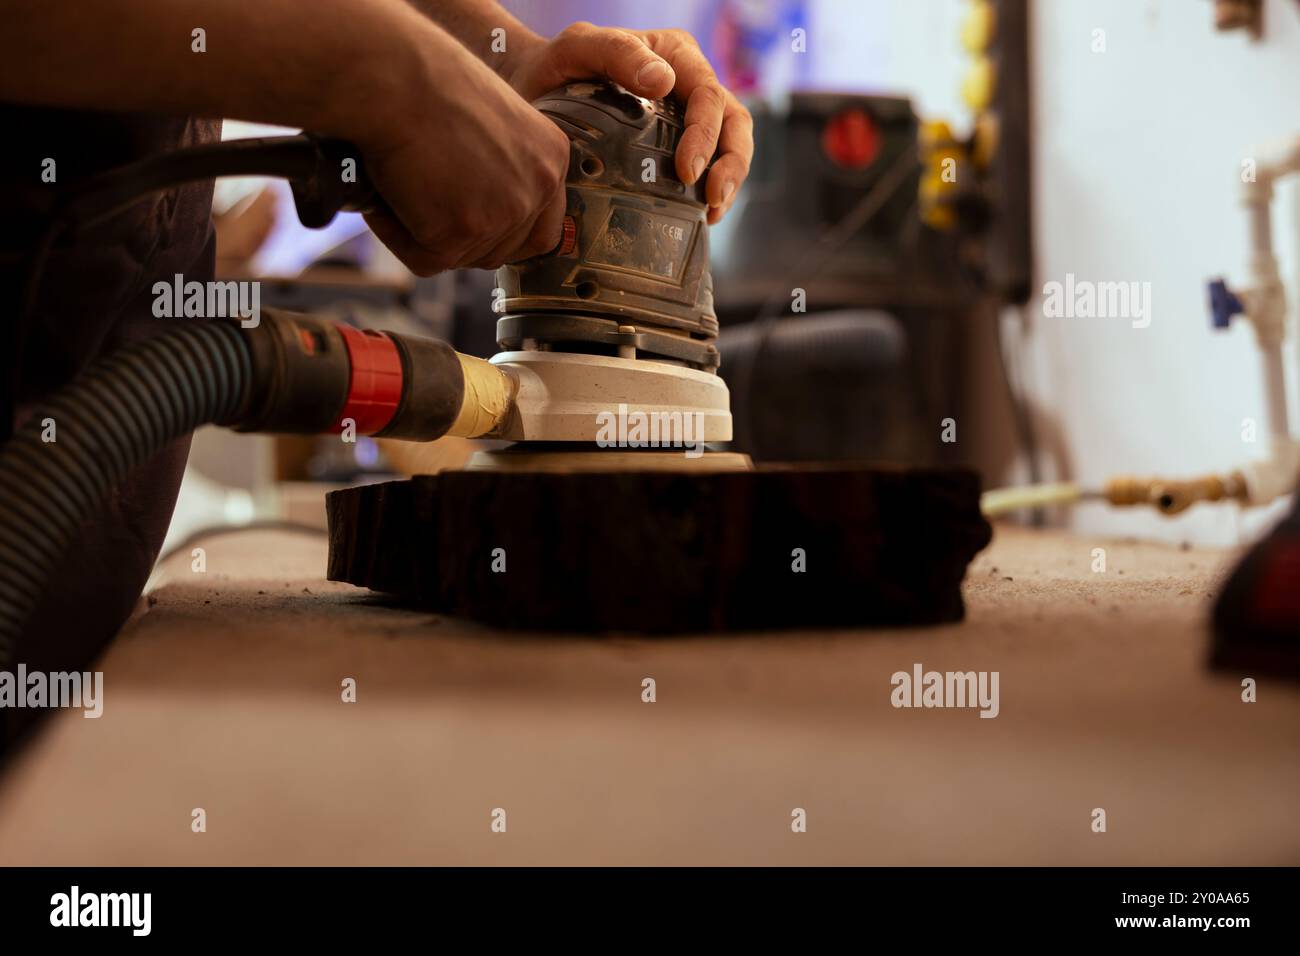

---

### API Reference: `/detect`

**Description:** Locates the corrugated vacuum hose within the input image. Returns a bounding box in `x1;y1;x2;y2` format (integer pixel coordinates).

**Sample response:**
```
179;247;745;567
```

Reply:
0;321;252;665
1;133;514;672
0;310;508;671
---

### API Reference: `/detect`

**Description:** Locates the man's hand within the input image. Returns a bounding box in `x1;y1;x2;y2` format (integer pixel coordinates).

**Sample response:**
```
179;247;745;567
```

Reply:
354;31;571;275
500;22;753;225
0;0;572;277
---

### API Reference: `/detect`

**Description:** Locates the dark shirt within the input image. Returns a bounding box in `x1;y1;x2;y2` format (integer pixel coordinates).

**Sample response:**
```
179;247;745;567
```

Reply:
0;106;220;738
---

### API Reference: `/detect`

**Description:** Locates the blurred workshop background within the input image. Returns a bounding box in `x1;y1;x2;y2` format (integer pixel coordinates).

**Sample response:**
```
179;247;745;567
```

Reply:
177;0;1300;560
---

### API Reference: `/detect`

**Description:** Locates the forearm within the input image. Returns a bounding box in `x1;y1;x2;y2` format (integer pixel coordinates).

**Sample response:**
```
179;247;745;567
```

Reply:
408;0;541;73
0;0;467;146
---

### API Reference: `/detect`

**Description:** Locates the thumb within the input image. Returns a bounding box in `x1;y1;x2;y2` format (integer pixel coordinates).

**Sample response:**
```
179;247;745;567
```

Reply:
544;27;676;99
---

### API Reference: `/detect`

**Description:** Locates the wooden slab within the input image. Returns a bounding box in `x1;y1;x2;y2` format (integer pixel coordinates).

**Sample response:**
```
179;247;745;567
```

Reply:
326;465;992;631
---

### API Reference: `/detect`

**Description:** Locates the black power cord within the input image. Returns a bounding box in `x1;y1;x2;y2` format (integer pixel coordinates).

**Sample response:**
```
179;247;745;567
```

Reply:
13;134;376;405
155;520;328;565
727;144;920;455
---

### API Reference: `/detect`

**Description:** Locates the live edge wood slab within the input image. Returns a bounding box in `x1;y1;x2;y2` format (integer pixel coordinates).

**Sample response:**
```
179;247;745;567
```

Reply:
326;466;993;632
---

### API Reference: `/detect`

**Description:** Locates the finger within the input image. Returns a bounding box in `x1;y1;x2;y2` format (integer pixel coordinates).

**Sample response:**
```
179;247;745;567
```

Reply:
467;224;534;271
509;178;568;262
364;209;455;277
465;176;567;269
465;203;548;271
645;31;727;185
704;97;753;211
519;23;676;100
452;209;535;271
707;198;737;225
677;82;727;185
467;131;569;269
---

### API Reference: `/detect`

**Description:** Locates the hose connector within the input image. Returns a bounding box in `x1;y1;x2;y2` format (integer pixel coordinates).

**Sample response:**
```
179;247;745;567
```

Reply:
233;308;512;441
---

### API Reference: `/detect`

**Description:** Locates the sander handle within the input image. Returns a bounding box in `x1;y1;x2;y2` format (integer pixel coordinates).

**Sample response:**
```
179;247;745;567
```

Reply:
288;136;385;227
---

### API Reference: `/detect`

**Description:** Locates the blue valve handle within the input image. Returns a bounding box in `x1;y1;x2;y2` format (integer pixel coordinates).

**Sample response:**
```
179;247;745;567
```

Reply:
1208;278;1245;329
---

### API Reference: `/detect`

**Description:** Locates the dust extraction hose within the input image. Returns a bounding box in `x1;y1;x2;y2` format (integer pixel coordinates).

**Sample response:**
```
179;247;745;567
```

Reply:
0;321;251;665
0;311;511;670
0;134;497;671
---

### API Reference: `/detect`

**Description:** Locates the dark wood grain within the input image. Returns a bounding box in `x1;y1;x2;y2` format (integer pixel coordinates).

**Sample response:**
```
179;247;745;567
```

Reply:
326;465;992;631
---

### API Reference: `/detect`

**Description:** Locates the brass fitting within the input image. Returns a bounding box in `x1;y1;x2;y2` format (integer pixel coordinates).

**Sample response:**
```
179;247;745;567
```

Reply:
1103;472;1248;515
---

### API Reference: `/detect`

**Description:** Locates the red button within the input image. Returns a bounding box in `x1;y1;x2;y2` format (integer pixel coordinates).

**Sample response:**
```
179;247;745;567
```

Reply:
822;108;880;170
558;215;578;256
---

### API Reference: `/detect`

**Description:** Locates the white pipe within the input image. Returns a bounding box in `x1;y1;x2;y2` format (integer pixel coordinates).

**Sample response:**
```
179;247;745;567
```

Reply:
1247;197;1288;444
981;482;1085;517
1260;345;1290;440
1243;134;1300;201
1248;198;1274;255
1238;134;1300;505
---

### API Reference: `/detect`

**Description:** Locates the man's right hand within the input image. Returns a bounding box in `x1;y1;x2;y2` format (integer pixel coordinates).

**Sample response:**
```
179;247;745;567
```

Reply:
348;25;571;275
0;0;572;277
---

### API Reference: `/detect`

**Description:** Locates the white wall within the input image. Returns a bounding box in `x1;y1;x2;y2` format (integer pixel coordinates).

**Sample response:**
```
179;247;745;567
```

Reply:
1025;0;1299;545
807;0;1300;545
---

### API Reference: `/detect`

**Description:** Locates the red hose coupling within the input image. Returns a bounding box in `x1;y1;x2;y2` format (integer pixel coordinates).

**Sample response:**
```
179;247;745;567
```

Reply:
333;325;403;434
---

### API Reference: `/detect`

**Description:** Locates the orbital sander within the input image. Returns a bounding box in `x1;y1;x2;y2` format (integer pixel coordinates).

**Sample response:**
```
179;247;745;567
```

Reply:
468;80;744;471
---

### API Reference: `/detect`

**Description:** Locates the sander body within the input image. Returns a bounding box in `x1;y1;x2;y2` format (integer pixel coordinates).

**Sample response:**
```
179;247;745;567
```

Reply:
485;82;735;460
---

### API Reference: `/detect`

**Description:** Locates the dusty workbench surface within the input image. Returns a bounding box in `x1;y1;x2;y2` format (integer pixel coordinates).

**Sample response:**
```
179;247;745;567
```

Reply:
1;524;1296;865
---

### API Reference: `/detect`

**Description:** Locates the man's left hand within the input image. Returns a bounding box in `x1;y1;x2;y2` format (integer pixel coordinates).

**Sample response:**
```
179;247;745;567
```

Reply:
502;22;753;224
